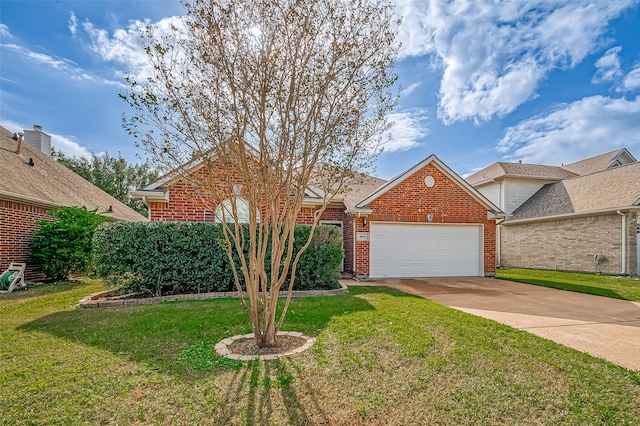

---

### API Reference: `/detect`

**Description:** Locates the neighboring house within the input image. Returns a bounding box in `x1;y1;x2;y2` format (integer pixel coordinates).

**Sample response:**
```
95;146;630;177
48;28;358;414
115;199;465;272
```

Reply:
467;149;640;276
0;125;147;282
132;154;505;278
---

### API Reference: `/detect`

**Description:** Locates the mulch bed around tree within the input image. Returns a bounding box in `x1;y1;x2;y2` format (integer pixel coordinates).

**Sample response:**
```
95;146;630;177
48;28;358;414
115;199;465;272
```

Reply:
227;335;308;356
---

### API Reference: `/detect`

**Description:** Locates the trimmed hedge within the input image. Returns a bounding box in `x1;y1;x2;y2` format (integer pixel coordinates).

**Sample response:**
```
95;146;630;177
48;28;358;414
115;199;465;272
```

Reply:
92;222;342;296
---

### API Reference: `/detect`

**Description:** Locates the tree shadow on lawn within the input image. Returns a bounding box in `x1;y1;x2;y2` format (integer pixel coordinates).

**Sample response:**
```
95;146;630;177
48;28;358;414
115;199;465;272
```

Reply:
17;287;384;380
213;357;331;426
0;281;88;303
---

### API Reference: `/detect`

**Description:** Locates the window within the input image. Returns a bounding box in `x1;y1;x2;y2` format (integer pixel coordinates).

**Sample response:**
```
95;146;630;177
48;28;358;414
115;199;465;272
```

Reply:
215;197;260;223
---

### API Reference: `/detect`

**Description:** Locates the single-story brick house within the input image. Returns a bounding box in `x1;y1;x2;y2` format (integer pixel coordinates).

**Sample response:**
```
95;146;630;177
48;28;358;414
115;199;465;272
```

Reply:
132;154;505;278
467;149;640;276
0;125;147;282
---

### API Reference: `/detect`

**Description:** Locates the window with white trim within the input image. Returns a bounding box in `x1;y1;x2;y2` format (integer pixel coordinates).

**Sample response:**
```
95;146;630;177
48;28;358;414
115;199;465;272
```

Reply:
215;197;260;223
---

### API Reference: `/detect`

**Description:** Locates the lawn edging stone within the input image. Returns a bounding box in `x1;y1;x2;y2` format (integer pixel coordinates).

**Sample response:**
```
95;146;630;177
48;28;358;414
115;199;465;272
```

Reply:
77;281;348;308
214;331;316;361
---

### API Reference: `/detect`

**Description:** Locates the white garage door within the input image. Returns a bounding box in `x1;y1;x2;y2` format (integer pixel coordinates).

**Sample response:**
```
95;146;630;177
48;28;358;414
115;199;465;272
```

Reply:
370;223;483;278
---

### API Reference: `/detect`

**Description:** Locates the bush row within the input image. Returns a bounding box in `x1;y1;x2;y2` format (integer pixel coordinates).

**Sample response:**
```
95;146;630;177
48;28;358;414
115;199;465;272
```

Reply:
92;222;343;296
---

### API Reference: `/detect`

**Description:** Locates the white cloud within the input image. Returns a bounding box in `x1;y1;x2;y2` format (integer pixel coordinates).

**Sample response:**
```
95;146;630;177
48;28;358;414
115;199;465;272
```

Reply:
401;82;422;96
78;15;184;81
50;132;92;159
0;24;12;38
395;0;637;124
1;42;124;88
496;96;640;165
592;46;623;84
623;65;640;91
0;120;92;159
68;12;78;36
382;109;429;152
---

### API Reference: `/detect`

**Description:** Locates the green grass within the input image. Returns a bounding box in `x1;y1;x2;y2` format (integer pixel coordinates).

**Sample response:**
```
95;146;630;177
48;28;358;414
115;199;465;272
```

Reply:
1;280;639;425
497;268;640;301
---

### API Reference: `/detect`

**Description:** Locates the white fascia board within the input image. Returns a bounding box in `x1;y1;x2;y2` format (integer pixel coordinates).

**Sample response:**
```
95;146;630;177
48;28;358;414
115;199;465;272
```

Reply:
344;207;373;215
142;160;205;191
0;190;61;210
502;206;640;225
130;189;169;202
614;148;637;164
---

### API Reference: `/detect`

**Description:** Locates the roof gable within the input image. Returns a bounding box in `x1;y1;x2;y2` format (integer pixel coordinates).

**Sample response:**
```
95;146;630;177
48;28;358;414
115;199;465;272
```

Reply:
355;154;503;214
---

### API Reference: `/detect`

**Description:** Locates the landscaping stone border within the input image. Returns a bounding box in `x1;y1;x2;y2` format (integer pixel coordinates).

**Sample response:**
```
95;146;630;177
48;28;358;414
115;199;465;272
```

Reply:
214;331;315;361
78;280;348;308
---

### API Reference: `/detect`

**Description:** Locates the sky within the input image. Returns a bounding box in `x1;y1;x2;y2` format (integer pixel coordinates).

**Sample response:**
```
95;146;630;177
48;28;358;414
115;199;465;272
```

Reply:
1;0;640;180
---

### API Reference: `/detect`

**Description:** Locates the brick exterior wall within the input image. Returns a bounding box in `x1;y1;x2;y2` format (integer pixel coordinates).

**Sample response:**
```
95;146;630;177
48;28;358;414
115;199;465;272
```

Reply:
0;199;52;282
150;181;355;273
150;180;215;222
149;161;498;278
355;163;497;277
500;212;638;276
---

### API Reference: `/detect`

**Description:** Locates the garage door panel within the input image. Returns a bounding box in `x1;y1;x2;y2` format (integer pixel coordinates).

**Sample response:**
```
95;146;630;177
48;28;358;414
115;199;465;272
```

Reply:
370;223;482;278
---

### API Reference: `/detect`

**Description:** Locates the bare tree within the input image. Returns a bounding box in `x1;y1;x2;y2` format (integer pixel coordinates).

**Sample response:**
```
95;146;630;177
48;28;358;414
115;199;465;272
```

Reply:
121;0;399;347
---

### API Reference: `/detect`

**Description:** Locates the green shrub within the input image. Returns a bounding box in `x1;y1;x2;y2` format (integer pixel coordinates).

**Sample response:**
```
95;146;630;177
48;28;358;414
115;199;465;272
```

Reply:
31;206;108;281
93;222;342;296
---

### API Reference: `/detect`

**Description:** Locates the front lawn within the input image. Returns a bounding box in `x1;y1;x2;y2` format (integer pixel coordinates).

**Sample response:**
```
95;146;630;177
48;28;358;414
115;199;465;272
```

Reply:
1;280;639;425
497;268;640;301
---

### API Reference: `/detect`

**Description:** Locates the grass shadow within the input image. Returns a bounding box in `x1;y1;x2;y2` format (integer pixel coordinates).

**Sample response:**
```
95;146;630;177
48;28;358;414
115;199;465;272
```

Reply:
18;289;377;379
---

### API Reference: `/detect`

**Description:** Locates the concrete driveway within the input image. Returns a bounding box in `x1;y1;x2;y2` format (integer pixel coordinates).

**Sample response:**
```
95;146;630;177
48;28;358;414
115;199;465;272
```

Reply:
351;277;640;371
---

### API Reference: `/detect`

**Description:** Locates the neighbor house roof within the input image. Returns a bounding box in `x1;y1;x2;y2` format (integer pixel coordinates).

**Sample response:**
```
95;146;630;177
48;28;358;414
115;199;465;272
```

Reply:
0;126;147;222
509;161;640;221
465;162;577;185
467;149;636;187
561;148;636;176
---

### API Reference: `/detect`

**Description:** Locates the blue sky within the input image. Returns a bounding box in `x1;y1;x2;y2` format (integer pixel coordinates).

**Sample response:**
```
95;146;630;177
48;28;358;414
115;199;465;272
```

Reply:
1;0;640;179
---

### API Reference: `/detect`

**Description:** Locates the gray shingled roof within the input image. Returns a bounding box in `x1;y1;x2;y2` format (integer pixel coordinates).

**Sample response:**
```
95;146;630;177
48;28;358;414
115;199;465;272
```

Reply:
466;162;576;185
343;174;387;210
561;149;634;176
510;161;640;220
0;126;147;222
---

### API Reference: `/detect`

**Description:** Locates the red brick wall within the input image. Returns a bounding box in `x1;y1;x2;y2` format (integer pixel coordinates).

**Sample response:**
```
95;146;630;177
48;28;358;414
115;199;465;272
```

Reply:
150;180;215;222
355;163;496;276
149;181;355;273
0;200;52;282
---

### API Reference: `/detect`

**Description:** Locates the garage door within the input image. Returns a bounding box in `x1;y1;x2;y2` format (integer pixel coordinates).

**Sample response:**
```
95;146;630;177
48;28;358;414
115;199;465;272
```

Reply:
369;223;483;278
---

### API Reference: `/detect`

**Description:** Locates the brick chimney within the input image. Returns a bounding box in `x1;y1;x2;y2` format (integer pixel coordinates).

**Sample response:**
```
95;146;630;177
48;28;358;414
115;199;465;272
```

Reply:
23;124;52;156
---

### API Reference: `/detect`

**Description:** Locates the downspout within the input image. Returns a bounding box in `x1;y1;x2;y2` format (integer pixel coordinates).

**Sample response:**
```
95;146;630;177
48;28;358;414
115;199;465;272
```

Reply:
142;195;151;221
496;217;506;268
616;210;626;274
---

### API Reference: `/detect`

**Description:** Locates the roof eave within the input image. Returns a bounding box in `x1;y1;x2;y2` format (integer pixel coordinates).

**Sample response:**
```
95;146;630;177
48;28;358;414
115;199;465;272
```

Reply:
502;206;640;225
0;190;61;210
130;190;169;203
344;206;373;215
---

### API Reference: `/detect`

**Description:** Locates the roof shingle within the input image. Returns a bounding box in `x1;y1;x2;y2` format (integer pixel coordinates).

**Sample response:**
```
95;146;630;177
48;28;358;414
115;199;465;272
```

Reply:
466;162;576;185
510;161;640;220
0;126;147;222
